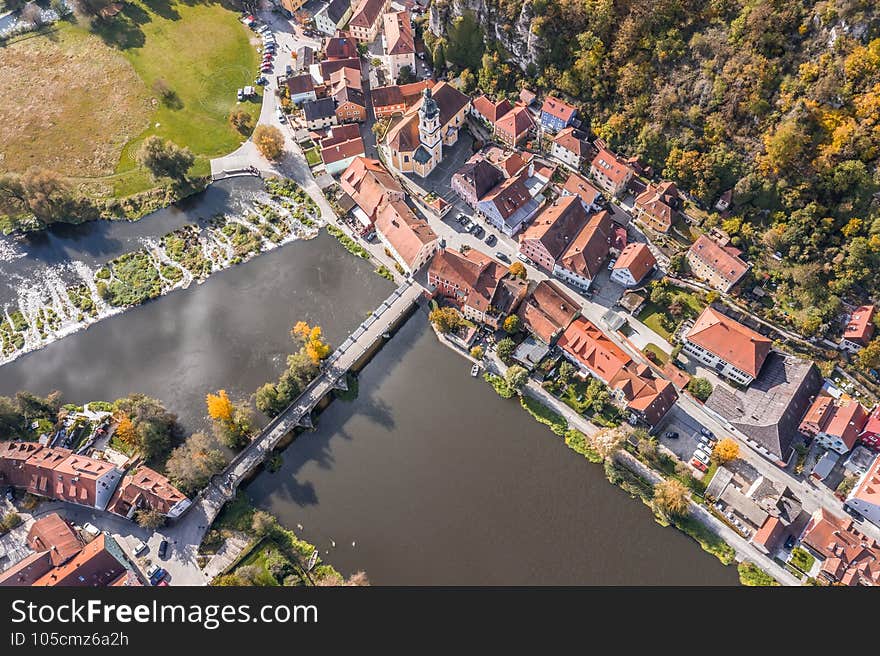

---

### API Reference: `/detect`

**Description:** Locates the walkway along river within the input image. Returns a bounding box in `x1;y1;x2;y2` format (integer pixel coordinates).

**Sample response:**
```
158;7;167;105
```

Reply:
0;181;737;585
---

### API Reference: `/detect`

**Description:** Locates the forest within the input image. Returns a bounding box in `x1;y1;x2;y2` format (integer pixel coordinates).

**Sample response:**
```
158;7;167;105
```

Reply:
426;0;880;339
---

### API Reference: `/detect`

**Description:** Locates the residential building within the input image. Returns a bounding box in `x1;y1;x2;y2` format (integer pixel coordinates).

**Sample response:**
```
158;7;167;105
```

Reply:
294;46;314;73
319;124;366;175
471;94;512;126
840;305;876;353
331;70;366;123
861;407;880;449
322;34;359;60
451;157;504;209
286;73;317;105
800;508;880;585
428;248;527;329
847;455;880;529
27;514;83;566
279;0;306;16
386;83;470;177
519;195;590;272
633;181;680;233
494;105;534;147
519;87;537;107
319;57;361;81
610;242;656;287
561;171;604;211
683;307;771;385
558;318;677;427
704;353;822;465
476;172;541;237
374;199;438;273
381;11;415;81
107;466;192;520
550;127;593;170
800;394;869;454
370;80;433;118
715;189;733;212
339;157;404;231
844;446;877;477
589;148;633;197
303;97;338;130
516;280;580;345
482;146;532;178
539;95;577;133
314;0;353;36
32;534;133;587
0;551;55;586
348;0;390;41
686;234;750;293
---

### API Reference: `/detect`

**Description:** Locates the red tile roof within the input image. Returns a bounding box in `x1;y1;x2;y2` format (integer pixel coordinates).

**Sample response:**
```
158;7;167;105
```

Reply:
383;11;414;56
558;317;631;383
557;210;614;281
516;280;580;344
321;136;366;164
374;199;437;269
562;171;603;207
801;508;880;586
340;157;404;220
107;466;189;517
27;513;84;566
552;127;591;158
480;173;532;220
824;399;869;449
350;0;385;28
634;182;679;231
685;307;772;378
495;105;535;140
541;95;577;122
590;148;632;188
844;305;875;345
323;35;359;60
852;456;880;517
428;248;509;314
520;195;589;261
688;235;750;287
33;534;129;587
472;95;513;124
613;242;656;284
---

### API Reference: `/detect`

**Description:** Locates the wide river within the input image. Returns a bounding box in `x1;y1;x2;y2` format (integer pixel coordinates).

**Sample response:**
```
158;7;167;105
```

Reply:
0;179;737;585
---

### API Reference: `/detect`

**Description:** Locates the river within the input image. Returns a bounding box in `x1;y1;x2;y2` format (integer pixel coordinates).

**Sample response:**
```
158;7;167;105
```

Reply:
0;179;738;585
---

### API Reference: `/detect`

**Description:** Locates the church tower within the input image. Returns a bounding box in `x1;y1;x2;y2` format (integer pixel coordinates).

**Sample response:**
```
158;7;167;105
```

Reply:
418;87;442;162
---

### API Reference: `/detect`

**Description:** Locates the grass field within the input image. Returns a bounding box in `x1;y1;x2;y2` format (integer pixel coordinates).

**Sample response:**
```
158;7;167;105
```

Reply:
0;1;261;200
303;147;321;167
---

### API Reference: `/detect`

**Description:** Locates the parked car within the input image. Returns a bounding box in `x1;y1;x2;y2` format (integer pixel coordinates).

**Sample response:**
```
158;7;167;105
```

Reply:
784;534;796;550
158;539;169;559
700;427;715;439
286;64;293;76
664;431;679;440
4;486;13;501
365;231;376;242
607;258;617;271
147;565;167;586
692;450;710;466
698;434;715;449
471;225;484;238
517;253;533;265
82;523;101;538
690;458;708;472
131;538;148;556
261;64;273;72
276;108;287;124
495;252;510;263
438;238;446;248
485;234;497;246
255;76;268;86
236;88;244;101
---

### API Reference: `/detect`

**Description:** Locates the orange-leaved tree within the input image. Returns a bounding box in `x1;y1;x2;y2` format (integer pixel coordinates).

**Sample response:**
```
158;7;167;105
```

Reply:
292;321;331;364
206;390;234;423
115;416;137;447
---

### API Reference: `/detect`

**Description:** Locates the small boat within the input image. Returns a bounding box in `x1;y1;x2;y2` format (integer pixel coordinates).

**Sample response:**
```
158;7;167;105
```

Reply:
382;332;391;339
470;364;480;377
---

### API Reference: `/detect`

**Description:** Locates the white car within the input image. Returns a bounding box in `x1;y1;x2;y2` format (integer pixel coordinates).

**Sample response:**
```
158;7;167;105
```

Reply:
276;108;287;124
607;258;617;271
82;522;101;538
131;538;148;556
692;449;710;466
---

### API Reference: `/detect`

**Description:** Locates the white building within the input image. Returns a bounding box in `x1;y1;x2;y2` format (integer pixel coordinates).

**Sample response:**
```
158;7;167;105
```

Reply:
381;11;415;82
314;0;352;36
682;307;772;386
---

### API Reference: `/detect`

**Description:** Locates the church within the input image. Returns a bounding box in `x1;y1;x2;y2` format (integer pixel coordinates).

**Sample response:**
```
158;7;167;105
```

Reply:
386;82;471;178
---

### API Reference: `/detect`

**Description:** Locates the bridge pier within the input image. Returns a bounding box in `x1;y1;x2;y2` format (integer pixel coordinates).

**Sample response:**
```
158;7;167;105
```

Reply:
296;413;314;430
331;375;349;392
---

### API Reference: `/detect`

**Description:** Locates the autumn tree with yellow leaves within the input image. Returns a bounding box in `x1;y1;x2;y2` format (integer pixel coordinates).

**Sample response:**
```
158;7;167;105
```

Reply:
712;437;740;465
206;389;254;450
114;416;137;449
206;390;234;423
292;321;331;365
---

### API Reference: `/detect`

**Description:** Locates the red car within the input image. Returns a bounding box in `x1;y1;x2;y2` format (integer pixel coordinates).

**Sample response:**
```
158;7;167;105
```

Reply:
691;458;708;473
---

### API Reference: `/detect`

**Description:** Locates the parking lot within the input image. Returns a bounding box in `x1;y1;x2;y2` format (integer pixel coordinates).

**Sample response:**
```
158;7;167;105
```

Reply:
655;404;714;465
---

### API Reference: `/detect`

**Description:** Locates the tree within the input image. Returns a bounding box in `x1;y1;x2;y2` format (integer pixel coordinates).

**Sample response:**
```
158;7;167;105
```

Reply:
398;65;416;84
113;394;178;461
558;361;575;385
668;299;684;317
1;168;97;229
229;110;254;135
687;377;713;402
712;437;739;464
504;365;529;393
653;478;690;518
252;510;279;537
253;125;285;161
590;426;628;460
134;509;165;530
428;307;462;333
503;314;521;334
496;337;516;364
255;382;286;417
165;432;227;495
470;345;484;360
69;0;114;19
21;2;44;27
206;390;234;423
15;390;61;423
292;321;331;364
508;261;526;278
858;338;880;370
136;137;194;181
114;416;137;447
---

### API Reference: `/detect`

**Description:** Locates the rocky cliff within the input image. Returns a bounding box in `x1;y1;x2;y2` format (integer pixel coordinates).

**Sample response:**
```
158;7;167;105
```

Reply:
428;0;541;71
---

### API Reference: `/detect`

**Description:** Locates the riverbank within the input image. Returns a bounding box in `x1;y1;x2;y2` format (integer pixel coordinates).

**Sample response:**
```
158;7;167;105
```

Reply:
0;177;321;368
